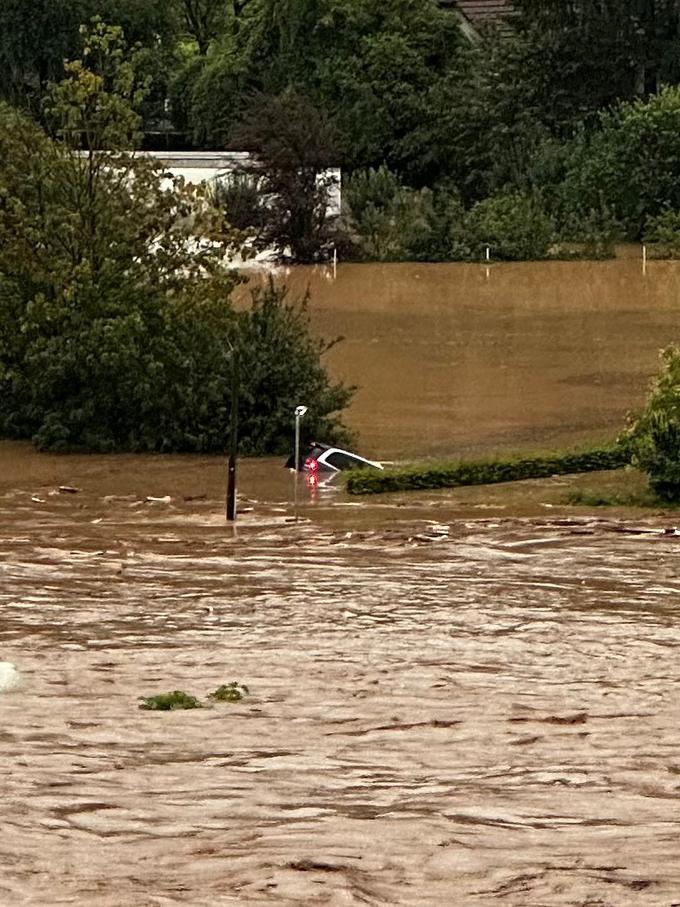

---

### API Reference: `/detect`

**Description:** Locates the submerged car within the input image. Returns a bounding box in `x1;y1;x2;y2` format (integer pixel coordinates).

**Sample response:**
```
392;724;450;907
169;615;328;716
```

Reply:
286;442;383;473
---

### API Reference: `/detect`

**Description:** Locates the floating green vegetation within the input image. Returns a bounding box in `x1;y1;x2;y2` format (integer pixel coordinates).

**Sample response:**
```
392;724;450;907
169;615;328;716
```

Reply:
139;690;203;711
208;682;249;703
564;487;661;508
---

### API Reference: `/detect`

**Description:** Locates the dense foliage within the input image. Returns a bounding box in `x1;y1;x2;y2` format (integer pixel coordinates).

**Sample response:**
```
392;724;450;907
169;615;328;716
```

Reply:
6;2;680;260
0;24;351;453
625;347;680;500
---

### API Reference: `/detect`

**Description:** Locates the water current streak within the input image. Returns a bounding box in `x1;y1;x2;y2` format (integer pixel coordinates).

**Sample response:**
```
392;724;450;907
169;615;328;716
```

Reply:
1;492;680;905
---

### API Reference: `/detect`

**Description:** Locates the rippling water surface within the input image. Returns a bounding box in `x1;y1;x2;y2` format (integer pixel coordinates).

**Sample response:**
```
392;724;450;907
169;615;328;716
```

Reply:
4;260;680;904
2;445;680;905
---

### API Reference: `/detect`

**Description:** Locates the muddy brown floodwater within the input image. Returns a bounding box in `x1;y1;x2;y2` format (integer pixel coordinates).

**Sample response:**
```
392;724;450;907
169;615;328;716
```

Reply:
253;257;680;459
4;261;680;906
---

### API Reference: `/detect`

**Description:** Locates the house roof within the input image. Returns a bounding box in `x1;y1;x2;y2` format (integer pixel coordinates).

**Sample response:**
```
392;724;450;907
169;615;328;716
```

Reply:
455;0;514;23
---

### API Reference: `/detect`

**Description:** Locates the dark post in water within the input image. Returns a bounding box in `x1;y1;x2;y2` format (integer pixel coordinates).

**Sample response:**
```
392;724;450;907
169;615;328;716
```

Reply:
226;351;239;522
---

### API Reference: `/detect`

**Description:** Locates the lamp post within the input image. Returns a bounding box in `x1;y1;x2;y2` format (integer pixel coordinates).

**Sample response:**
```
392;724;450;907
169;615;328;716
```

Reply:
293;405;308;520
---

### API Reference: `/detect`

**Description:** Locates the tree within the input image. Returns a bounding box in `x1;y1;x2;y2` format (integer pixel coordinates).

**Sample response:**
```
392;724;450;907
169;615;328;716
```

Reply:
0;23;351;451
174;0;228;54
232;91;341;261
410;31;550;204
512;0;680;130
0;0;87;109
557;87;680;239
183;0;465;183
0;0;179;128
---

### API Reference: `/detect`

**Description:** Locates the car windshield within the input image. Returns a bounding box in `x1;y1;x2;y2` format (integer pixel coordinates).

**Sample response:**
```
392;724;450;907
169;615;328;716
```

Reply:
324;451;365;470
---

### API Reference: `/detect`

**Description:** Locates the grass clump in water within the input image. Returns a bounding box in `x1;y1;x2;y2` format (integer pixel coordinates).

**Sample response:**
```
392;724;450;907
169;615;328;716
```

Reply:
564;487;662;508
208;682;249;703
139;690;202;711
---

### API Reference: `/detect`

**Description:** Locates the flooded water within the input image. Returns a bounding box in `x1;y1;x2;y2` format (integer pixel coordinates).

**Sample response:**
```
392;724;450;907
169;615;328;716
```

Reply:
4;260;680;905
254;258;680;460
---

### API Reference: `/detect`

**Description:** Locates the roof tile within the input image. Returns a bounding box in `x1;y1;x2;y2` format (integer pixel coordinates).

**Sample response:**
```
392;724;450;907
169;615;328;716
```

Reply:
455;0;514;22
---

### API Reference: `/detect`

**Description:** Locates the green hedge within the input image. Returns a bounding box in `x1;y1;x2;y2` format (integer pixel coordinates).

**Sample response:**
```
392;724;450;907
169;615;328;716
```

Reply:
345;445;630;495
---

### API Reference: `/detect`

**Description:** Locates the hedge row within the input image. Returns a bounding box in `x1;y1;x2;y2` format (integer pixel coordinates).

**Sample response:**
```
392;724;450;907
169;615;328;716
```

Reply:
345;445;630;495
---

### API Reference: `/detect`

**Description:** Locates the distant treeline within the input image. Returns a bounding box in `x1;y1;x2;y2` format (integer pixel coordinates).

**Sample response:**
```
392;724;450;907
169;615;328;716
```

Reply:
6;0;680;261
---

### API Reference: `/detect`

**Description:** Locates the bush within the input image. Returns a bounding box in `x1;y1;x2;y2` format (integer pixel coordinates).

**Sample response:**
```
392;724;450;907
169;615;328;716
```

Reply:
236;280;354;455
345;167;469;262
345;166;430;261
208;682;249;702
551;201;622;260
643;209;680;259
464;192;554;261
345;445;629;495
139;691;202;710
625;346;680;501
213;173;268;231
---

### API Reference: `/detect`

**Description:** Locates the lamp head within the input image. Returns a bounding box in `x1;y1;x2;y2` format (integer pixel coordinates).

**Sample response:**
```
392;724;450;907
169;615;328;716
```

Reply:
295;405;308;418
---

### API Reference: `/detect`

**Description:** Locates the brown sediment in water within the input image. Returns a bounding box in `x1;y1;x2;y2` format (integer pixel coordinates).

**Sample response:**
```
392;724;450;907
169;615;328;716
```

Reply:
245;259;680;460
2;444;680;905
4;260;680;904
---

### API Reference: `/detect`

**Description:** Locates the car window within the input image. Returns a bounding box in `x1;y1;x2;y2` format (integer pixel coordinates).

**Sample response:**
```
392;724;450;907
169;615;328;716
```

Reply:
325;451;363;470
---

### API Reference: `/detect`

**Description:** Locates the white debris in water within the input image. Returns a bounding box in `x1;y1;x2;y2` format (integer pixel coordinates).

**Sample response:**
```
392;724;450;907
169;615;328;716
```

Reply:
0;662;21;693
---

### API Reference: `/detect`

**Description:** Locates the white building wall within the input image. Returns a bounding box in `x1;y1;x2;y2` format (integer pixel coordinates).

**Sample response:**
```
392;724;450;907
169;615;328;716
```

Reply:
144;151;342;217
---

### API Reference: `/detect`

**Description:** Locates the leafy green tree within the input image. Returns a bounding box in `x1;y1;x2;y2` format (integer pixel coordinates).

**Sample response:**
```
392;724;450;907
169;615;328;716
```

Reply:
0;0;178;127
232;91;341;261
0;24;351;451
513;0;680;130
173;0;230;54
184;0;464;183
0;0;87;109
558;87;680;239
414;32;549;203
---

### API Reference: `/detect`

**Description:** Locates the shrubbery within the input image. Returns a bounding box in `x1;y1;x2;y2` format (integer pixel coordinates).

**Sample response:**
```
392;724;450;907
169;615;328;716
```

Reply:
464;192;554;261
625;347;680;501
345;445;629;495
557;88;680;241
343;87;680;262
345;166;440;261
643;209;680;259
346;172;553;262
